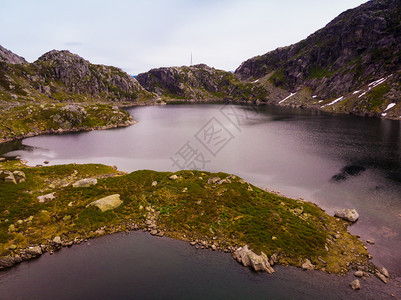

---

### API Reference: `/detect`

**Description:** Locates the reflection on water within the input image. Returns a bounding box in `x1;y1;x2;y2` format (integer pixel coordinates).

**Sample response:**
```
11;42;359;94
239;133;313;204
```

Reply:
1;104;401;280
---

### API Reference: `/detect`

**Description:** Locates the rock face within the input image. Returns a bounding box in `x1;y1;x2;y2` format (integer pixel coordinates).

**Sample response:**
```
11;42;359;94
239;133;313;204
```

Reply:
89;194;123;212
232;245;275;274
137;64;267;101
72;178;98;188
0;45;27;64
0;48;156;104
37;192;56;203
234;0;401;118
334;209;359;222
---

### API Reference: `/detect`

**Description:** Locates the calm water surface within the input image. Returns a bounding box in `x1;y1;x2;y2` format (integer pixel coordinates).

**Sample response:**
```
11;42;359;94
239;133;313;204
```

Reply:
1;104;400;298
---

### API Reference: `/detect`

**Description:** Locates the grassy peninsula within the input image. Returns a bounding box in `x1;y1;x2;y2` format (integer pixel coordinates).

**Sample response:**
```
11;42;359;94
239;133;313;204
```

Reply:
0;161;371;274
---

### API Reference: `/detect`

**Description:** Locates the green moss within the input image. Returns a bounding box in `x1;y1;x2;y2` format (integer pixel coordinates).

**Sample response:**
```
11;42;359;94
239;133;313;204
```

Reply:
366;84;391;111
268;69;286;87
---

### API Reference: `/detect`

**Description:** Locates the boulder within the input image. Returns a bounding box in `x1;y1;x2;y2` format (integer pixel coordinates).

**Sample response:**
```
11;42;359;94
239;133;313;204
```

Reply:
334;208;359;222
354;270;364;277
13;170;26;183
378;266;389;278
3;171;16;184
350;279;361;290
53;236;62;244
0;256;15;269
376;272;388;284
37;192;56;203
207;177;221;184
232;245;274;274
301;259;315;270
25;246;42;256
169;175;178;180
151;181;158;187
72;178;98;188
89;194;122;212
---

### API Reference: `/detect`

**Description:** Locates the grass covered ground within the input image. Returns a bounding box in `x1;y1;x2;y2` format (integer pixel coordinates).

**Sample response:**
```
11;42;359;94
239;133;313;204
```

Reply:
0;161;370;274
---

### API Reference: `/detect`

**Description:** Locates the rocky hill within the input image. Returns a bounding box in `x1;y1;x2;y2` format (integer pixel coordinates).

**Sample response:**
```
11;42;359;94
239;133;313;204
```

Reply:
235;0;401;118
136;64;267;102
0;47;156;105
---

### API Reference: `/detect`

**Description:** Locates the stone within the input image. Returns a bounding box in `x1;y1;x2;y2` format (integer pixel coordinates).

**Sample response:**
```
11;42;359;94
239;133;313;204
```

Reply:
0;158;6;162
150;230;158;235
3;171;16;184
44;161;49;164
0;256;15;269
95;229;106;236
151;181;158;187
8;224;15;232
26;246;42;256
378;267;389;278
376;272;388;284
232;245;274;274
301;259;315;270
9;245;17;250
354;270;364;277
334;208;359;222
13;171;26;183
350;279;361;290
366;239;375;244
169;175;178;180
89;194;122;212
37;192;56;203
208;177;221;184
72;178;98;188
53;236;62;244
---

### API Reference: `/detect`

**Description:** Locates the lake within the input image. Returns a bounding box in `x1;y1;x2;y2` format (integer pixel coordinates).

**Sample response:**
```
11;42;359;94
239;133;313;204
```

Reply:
1;104;400;298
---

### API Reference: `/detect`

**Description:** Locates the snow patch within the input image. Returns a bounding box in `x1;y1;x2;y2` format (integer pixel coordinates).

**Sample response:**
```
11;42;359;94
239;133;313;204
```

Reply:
312;95;317;98
353;90;360;95
321;96;344;108
381;113;387;117
358;91;367;98
279;92;297;104
384;103;396;111
252;79;259;83
318;100;323;103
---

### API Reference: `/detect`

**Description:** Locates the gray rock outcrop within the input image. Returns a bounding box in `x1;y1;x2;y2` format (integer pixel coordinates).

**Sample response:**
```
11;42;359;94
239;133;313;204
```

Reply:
0;45;27;64
232;245;274;274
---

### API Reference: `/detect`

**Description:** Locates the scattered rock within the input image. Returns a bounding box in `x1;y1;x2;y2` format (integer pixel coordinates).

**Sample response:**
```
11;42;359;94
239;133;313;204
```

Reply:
3;171;16;184
13;171;26;183
72;178;98;188
350;279;361;290
150;230;158;235
378;266;389;278
0;158;6;162
366;239;375;244
376;272;388;284
151;181;158;187
301;259;315;270
334;208;359;222
232;245;274;274
89;194;122;212
169;175;178;180
37;192;56;203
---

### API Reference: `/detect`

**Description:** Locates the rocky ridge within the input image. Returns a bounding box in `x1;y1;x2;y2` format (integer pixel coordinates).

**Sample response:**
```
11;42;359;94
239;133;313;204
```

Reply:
0;47;156;105
136;64;267;102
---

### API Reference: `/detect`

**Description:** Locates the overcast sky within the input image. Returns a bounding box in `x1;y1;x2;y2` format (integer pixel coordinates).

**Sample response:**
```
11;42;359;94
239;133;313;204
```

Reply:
1;0;367;75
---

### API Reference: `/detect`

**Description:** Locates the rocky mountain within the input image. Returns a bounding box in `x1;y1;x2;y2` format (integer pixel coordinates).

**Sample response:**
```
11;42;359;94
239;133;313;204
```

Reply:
136;64;267;102
235;0;401;118
0;47;156;105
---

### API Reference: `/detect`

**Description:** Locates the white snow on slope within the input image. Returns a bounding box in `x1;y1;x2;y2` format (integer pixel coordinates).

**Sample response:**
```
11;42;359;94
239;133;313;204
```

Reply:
321;96;344;108
384;103;396;111
279;92;297;104
381;113;387;117
353;90;360;94
252;79;259;83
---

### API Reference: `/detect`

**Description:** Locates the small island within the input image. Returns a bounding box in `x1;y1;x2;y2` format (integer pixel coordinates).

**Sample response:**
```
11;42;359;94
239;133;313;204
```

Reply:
0;160;381;278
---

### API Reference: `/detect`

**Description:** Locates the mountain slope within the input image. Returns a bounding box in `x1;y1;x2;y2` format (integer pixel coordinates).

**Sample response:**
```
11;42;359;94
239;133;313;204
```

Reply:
0;48;156;105
235;0;401;118
137;64;267;102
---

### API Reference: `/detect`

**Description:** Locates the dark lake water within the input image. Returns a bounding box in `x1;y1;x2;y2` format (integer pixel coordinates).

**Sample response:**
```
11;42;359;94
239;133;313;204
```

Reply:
1;104;401;298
